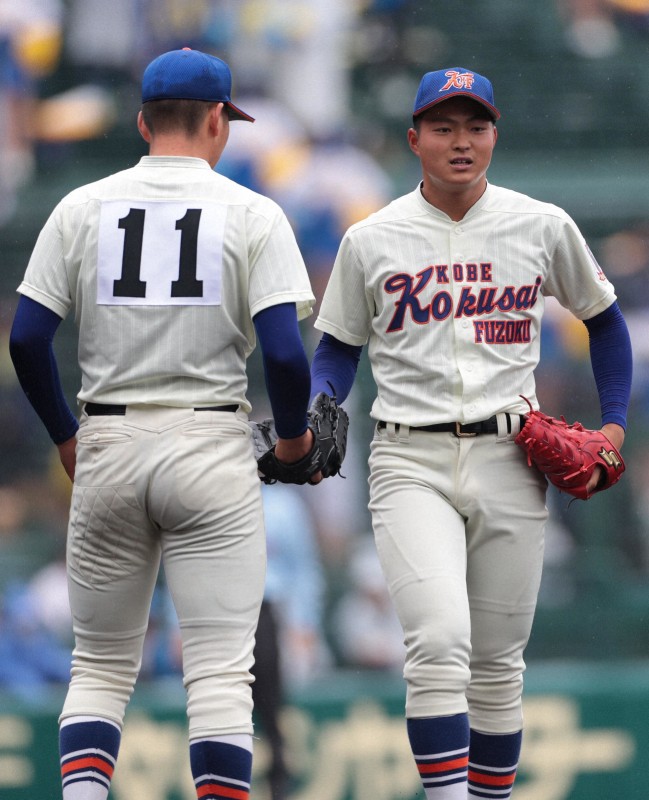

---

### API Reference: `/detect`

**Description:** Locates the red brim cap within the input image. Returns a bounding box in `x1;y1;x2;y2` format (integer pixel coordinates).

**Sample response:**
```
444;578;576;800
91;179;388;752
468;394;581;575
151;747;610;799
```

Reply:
226;101;255;123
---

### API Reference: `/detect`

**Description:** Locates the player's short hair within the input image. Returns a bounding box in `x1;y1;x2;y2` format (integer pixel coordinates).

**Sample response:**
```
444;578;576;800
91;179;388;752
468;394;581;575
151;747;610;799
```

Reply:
411;101;495;133
141;98;224;137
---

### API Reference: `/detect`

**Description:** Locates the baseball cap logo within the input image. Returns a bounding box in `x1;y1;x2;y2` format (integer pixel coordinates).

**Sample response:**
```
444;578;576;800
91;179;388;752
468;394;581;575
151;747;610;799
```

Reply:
440;71;475;92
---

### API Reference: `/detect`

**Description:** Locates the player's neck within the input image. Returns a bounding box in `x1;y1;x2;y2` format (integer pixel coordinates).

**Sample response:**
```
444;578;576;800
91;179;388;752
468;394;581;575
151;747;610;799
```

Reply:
148;135;213;164
420;180;487;222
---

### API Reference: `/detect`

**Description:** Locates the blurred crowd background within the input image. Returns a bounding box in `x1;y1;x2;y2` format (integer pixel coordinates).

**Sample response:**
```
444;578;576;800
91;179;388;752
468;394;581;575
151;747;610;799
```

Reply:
1;0;649;708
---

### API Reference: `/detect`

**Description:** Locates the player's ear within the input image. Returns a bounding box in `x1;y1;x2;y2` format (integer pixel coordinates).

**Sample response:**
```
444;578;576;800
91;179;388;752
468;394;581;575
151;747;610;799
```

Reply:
407;127;419;157
137;111;151;144
208;102;227;137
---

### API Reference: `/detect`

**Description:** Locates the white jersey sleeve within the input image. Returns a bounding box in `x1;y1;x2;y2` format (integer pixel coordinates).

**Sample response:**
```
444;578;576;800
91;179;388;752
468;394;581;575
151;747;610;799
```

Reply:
18;203;71;319
541;212;615;320
313;231;373;347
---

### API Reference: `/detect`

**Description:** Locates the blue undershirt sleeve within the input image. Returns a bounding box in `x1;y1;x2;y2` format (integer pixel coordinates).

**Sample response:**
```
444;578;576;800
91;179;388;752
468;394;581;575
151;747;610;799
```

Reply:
583;301;633;430
310;332;362;404
253;303;310;439
9;295;79;444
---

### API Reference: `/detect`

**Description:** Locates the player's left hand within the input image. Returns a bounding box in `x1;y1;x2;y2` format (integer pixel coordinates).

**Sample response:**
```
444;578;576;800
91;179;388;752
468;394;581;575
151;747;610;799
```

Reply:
250;420;323;485
249;393;349;485
57;435;77;481
275;429;323;484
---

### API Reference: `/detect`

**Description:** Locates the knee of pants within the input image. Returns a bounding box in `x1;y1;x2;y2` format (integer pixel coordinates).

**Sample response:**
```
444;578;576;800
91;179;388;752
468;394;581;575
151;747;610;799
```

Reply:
465;607;531;732
466;661;525;733
61;659;140;727
403;621;472;718
187;672;255;738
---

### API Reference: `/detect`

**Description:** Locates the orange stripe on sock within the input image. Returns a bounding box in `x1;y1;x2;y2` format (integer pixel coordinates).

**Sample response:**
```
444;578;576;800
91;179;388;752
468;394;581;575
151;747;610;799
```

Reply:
468;769;516;786
61;756;114;777
418;756;469;774
196;784;249;800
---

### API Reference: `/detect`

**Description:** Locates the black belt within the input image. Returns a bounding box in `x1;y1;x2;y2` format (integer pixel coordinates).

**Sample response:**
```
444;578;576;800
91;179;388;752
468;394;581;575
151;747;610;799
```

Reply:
377;414;525;438
84;403;238;416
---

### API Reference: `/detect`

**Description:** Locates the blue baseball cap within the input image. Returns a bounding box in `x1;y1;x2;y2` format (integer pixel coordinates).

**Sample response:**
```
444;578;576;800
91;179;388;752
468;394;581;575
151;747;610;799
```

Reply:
413;68;500;120
141;48;254;122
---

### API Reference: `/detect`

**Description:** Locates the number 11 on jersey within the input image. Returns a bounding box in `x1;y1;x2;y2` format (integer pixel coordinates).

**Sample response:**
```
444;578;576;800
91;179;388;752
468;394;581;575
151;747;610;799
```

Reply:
96;200;226;306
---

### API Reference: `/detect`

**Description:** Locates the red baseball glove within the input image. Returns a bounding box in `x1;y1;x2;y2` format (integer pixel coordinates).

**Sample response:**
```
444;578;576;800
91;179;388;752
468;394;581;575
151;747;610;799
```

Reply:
514;401;625;500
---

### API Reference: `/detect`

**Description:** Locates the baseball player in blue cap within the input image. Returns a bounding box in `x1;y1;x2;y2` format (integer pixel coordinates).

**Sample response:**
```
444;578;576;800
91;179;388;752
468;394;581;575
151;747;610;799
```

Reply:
309;67;632;798
10;47;320;800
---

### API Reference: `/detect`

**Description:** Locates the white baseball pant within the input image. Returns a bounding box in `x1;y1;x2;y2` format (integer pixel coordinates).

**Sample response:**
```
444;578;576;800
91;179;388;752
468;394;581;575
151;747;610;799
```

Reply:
368;418;548;733
60;406;266;740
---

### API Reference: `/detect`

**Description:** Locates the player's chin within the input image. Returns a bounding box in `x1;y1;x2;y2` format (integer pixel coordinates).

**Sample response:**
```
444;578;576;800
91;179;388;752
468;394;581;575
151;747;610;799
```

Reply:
445;170;486;189
447;164;480;180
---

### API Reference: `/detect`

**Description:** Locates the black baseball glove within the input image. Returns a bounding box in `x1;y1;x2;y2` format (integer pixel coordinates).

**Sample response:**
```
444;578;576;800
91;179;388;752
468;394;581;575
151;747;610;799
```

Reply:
251;417;322;485
308;391;349;478
249;392;349;485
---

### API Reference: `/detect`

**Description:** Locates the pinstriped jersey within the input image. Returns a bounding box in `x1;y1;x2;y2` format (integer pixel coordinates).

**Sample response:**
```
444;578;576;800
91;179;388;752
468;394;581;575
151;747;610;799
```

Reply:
315;182;616;427
18;156;315;410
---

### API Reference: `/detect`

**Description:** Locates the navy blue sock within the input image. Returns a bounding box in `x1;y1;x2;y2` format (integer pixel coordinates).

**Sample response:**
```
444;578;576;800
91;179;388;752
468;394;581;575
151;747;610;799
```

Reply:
468;729;522;798
60;717;121;799
189;738;252;800
407;714;470;797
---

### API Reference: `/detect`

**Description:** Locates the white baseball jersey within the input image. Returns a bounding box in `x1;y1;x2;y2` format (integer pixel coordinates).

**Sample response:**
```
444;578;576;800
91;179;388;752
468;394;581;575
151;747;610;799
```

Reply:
18;155;315;410
315;182;616;426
